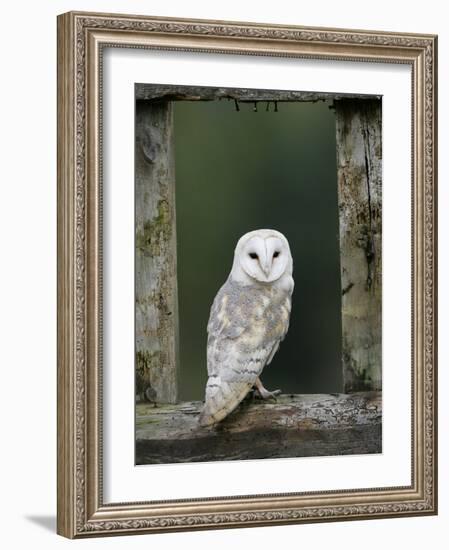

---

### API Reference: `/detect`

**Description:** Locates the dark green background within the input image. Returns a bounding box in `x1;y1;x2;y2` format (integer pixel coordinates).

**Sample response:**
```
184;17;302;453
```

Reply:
174;99;343;401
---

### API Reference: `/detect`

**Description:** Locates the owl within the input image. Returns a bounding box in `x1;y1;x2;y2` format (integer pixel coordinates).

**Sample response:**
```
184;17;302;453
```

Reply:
199;229;294;427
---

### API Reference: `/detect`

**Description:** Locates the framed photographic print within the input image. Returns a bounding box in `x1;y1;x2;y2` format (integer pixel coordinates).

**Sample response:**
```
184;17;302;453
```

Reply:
57;11;438;538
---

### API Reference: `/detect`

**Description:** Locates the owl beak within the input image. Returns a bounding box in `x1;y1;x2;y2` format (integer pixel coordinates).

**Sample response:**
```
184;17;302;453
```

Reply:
261;260;271;278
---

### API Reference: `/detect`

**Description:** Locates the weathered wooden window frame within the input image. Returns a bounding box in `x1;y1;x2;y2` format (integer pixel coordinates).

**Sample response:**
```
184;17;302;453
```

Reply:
135;84;382;463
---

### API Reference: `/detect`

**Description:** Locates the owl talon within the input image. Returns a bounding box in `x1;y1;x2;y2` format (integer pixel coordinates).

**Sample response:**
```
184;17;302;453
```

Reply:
254;387;281;400
254;377;281;400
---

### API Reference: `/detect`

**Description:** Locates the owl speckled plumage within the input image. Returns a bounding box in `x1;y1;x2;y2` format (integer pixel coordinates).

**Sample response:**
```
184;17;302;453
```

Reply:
199;229;294;427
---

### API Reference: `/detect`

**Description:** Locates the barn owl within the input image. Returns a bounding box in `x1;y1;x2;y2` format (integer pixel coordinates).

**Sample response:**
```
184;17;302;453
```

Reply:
199;229;294;427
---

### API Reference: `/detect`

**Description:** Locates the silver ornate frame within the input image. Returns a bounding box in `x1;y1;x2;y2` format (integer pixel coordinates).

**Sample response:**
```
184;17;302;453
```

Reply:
57;11;438;538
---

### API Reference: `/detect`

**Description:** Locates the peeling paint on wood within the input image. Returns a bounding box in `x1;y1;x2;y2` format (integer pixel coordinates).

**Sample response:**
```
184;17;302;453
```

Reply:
135;100;179;403
136;392;381;463
335;99;382;392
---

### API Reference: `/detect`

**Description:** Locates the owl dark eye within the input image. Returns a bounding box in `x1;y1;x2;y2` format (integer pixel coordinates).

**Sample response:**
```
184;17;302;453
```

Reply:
273;251;280;258
249;252;258;260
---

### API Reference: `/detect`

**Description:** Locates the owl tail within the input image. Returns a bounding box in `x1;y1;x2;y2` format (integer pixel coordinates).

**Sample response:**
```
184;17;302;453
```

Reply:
198;383;252;427
198;407;217;427
198;402;233;427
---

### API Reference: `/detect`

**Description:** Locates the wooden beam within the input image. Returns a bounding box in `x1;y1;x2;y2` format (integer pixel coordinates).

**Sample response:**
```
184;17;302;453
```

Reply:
335;99;382;392
135;100;179;404
136;392;381;464
136;83;380;104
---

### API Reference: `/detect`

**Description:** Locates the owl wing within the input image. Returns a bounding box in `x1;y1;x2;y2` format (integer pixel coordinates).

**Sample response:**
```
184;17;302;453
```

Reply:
199;282;288;427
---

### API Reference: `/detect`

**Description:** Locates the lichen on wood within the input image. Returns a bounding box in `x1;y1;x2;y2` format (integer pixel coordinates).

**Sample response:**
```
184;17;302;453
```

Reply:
335;99;382;392
136;392;382;464
135;100;179;404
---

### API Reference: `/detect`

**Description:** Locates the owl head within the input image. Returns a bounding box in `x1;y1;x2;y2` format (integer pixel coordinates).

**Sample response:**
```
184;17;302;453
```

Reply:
230;229;293;284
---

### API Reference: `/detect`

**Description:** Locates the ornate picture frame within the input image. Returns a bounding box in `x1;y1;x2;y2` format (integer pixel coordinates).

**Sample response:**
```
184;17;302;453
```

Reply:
57;11;437;538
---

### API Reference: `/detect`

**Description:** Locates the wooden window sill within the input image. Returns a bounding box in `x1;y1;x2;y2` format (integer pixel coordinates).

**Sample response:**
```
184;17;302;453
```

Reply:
136;391;381;464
